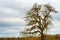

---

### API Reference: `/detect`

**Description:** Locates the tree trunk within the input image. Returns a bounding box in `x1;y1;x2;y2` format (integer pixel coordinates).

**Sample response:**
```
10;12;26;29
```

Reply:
41;31;44;40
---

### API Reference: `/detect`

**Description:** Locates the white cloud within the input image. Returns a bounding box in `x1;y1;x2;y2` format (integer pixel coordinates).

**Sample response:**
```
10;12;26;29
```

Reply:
0;17;24;23
47;21;60;34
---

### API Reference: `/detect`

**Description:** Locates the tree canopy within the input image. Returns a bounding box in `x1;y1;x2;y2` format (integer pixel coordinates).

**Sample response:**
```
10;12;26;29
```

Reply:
20;3;57;40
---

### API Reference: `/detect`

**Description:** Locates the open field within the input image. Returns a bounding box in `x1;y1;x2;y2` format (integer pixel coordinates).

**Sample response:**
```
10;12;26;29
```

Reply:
0;34;60;40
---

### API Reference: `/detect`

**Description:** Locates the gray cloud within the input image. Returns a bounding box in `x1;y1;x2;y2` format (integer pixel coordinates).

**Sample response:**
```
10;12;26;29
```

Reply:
51;13;60;21
0;21;25;27
0;0;30;18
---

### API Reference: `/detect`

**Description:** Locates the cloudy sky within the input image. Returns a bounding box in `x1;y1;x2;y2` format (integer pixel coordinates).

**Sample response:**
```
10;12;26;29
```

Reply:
0;0;60;37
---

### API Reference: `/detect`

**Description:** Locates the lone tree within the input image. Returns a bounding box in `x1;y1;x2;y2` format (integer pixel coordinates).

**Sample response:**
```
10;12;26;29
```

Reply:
20;3;57;40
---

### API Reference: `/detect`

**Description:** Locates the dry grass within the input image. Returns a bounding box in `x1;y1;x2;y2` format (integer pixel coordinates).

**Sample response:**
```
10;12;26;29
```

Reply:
0;34;60;40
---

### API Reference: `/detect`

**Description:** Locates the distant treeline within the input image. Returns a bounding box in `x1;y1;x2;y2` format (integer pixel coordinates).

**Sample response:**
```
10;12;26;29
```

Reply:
0;34;60;40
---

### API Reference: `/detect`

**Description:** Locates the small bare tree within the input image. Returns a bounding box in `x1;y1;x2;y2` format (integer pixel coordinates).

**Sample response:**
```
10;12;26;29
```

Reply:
20;3;57;40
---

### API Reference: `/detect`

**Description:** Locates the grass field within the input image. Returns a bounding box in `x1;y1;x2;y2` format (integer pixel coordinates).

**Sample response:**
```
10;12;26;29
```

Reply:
0;34;60;40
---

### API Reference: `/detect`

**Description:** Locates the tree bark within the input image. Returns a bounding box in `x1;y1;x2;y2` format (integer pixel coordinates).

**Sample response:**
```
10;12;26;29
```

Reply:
41;31;44;40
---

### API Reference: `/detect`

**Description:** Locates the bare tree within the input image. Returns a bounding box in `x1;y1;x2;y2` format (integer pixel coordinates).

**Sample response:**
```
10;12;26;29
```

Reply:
20;3;57;40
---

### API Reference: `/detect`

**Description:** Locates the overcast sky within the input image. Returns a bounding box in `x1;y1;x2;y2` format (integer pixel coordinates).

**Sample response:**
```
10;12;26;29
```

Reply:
0;0;60;37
